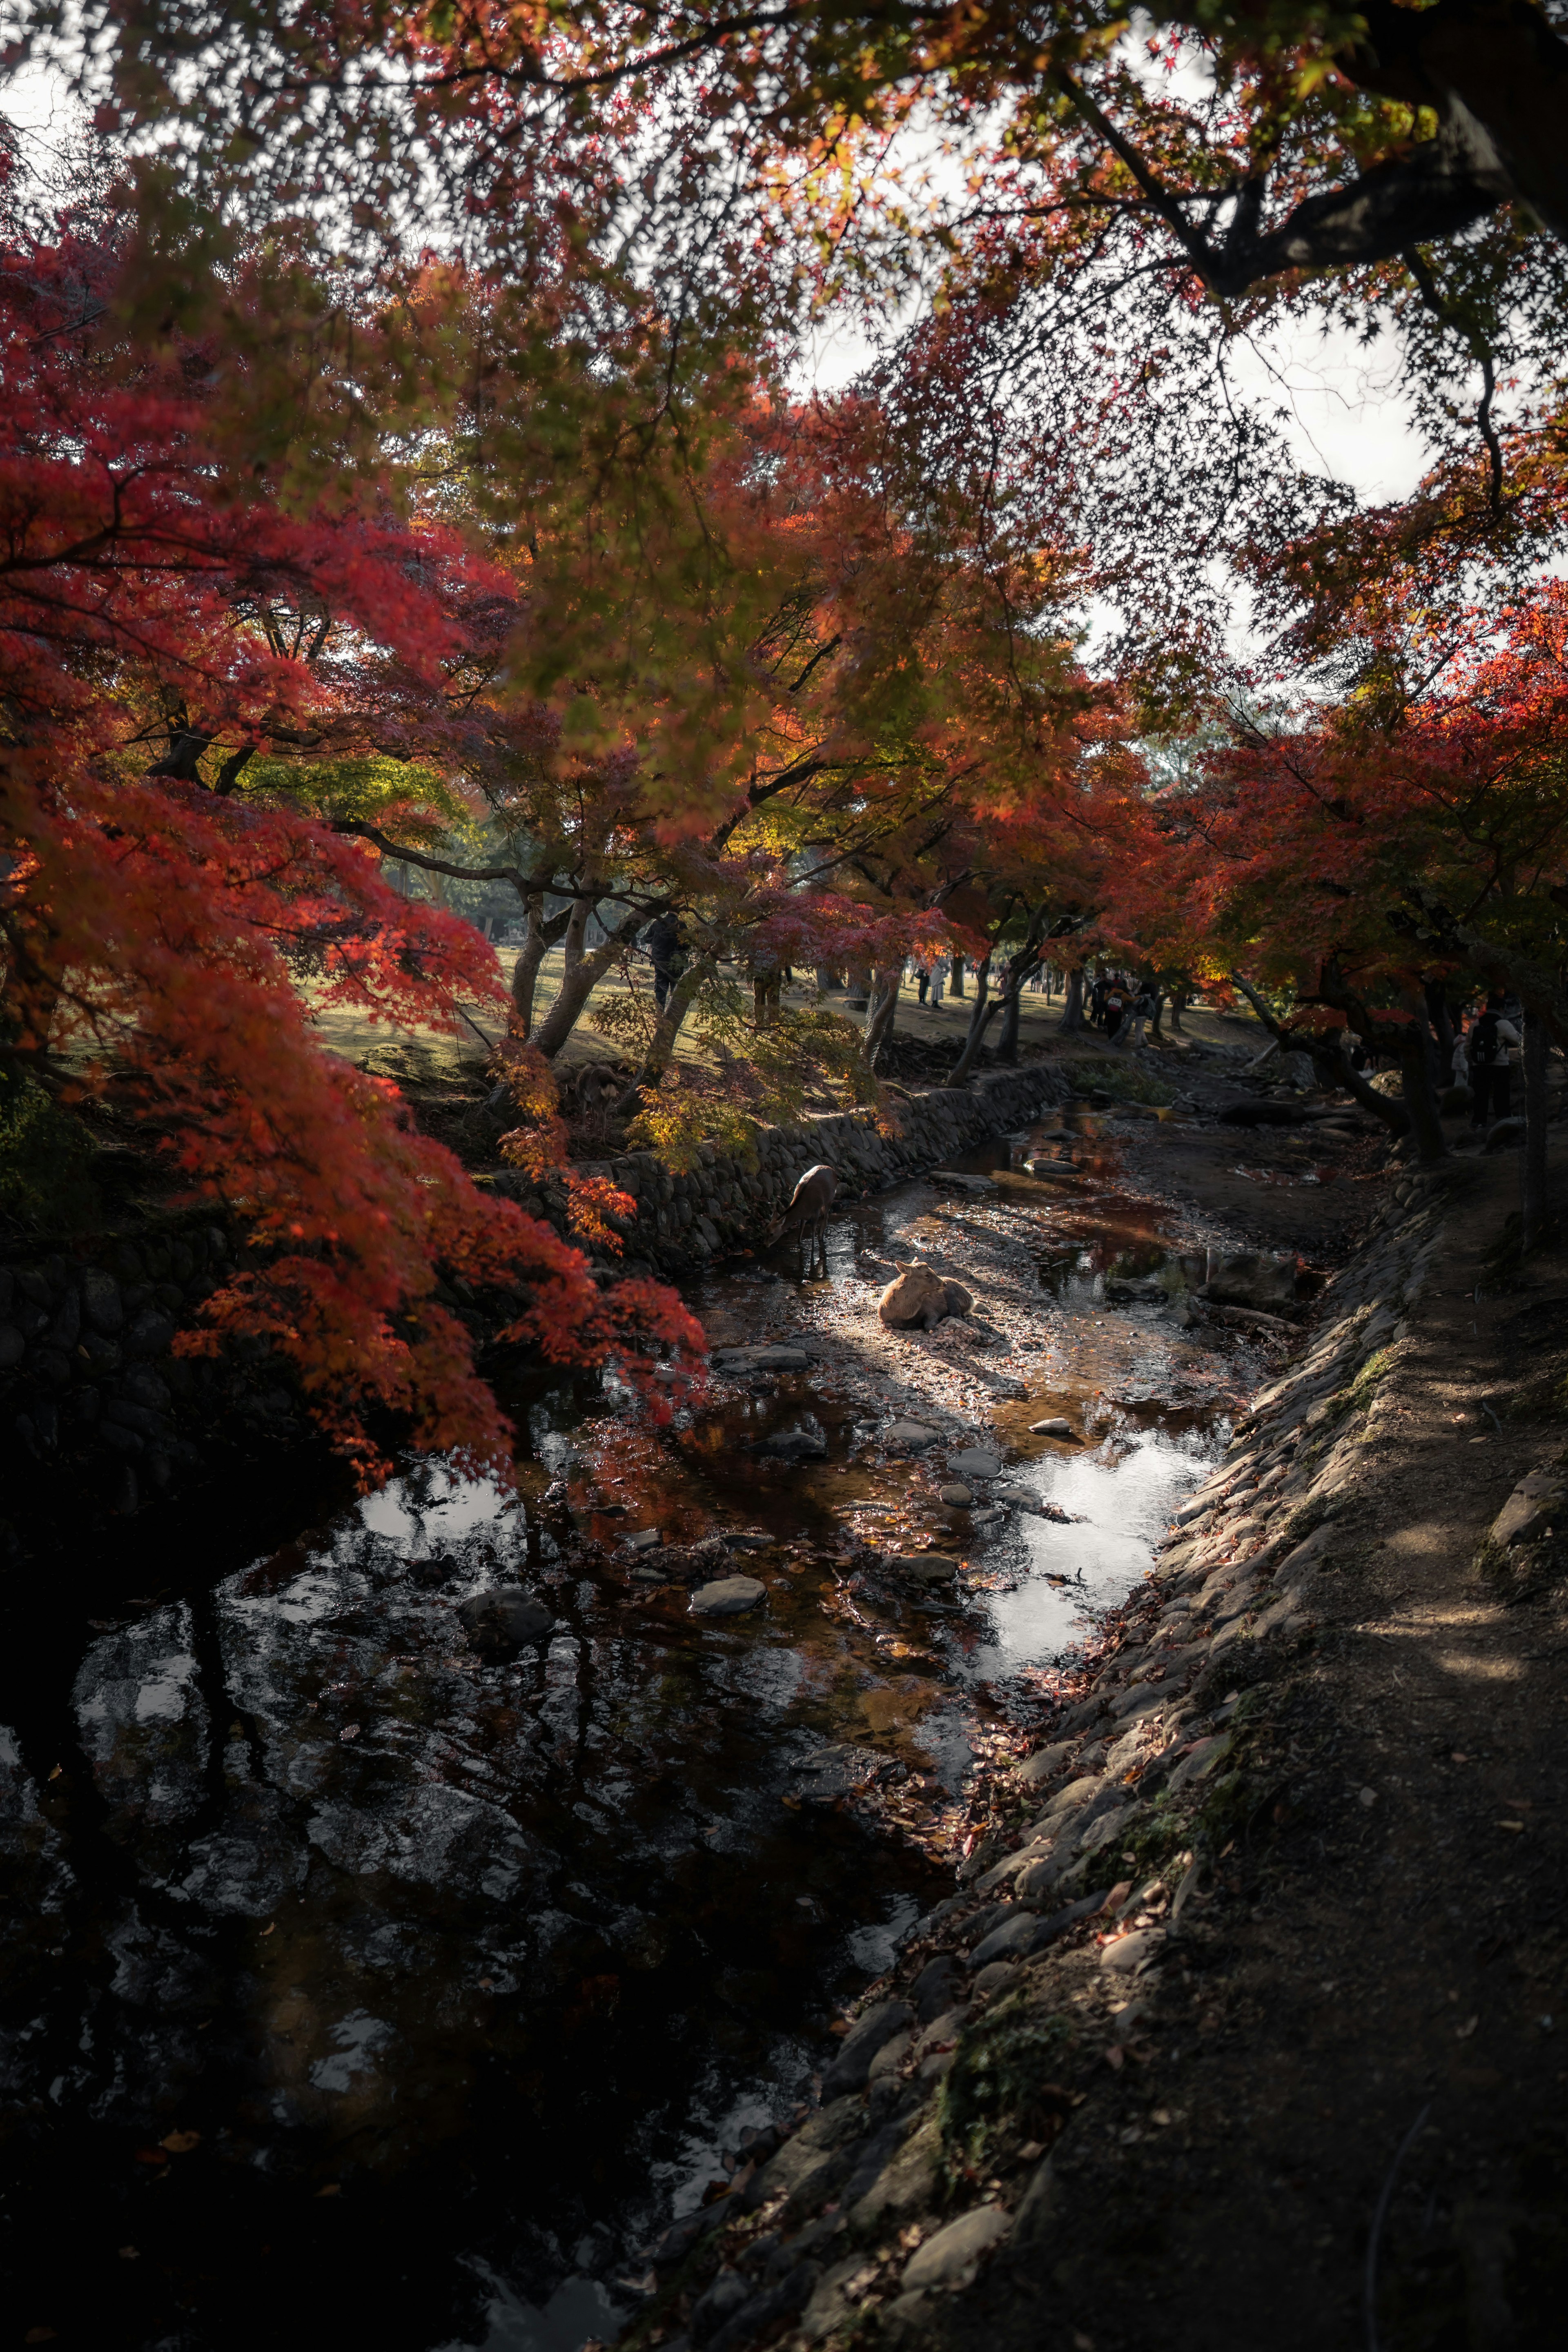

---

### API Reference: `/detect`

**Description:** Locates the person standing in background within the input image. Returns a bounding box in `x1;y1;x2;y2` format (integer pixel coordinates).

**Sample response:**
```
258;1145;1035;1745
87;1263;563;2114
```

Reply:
1467;993;1521;1129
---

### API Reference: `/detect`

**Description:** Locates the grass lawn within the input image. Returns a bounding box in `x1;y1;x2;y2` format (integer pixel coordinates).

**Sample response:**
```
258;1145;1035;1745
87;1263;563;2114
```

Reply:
305;947;1270;1089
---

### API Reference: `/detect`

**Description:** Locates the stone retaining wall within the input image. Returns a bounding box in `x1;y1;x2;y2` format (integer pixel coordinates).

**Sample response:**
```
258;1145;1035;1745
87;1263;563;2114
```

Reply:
488;1062;1072;1273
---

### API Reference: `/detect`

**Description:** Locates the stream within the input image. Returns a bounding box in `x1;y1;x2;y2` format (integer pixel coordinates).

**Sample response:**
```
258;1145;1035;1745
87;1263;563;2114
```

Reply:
0;1111;1262;2350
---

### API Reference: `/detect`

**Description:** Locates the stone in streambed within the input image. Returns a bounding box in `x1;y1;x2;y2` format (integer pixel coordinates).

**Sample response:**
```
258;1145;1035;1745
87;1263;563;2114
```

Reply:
752;1427;828;1461
690;1576;766;1616
621;1526;662;1552
456;1587;554;1656
884;1552;959;1583
787;1744;896;1807
885;1421;940;1448
938;1482;973;1506
1030;1417;1076;1438
948;1448;1002;1479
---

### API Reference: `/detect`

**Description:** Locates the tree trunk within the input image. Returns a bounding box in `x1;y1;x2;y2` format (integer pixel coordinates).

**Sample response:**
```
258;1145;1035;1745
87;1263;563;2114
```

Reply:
532;907;644;1060
997;974;1023;1063
617;954;716;1114
1149;990;1167;1040
1397;1018;1447;1164
511;896;573;1037
864;967;901;1070
560;895;591;981
1523;1011;1549;1248
950;955;966;999
815;964;837;993
950;961;999;1084
1229;971;1412;1140
1424;979;1457;1076
1061;967;1087;1034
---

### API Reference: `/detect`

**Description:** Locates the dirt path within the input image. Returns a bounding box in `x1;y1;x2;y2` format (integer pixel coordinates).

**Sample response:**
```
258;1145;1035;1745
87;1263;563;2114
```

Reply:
621;1084;1568;2352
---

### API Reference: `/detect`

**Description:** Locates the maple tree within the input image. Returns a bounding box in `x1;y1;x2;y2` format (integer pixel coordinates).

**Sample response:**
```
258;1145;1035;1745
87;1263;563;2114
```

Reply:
0;190;702;1479
1136;572;1568;1170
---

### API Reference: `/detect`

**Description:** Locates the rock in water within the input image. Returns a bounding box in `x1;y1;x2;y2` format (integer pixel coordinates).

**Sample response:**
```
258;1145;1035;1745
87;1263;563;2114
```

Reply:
884;1552;959;1583
948;1448;1002;1479
1029;1418;1076;1438
939;1482;973;1506
657;1535;732;1583
1202;1249;1298;1311
786;1744;896;1807
884;1420;940;1448
752;1427;828;1461
690;1576;766;1615
456;1588;554;1656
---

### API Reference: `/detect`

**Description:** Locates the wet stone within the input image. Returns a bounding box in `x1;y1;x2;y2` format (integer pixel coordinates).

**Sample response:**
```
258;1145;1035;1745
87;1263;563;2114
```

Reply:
690;1576;766;1616
939;1483;973;1506
752;1428;828;1461
884;1553;958;1583
1029;1418;1075;1437
884;1421;940;1448
947;1449;1002;1479
786;1744;896;1808
455;1588;554;1657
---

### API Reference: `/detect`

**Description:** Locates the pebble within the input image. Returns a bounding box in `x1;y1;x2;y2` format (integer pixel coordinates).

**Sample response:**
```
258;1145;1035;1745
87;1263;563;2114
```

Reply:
938;1483;973;1506
1029;1417;1075;1437
690;1577;766;1615
622;1528;662;1552
885;1421;940;1448
884;1552;959;1583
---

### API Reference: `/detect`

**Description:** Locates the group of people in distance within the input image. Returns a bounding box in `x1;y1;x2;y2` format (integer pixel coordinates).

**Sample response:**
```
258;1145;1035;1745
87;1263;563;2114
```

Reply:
1088;972;1158;1049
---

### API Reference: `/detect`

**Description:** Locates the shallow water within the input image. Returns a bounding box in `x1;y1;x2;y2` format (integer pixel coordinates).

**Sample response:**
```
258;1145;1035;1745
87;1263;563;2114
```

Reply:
0;1114;1248;2350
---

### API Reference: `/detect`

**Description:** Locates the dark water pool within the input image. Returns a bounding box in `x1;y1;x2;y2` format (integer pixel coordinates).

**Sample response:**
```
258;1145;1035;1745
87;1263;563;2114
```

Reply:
0;1116;1244;2351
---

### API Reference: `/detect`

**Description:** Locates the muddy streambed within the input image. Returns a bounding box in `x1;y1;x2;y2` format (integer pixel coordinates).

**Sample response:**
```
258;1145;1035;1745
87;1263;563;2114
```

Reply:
0;1112;1265;2351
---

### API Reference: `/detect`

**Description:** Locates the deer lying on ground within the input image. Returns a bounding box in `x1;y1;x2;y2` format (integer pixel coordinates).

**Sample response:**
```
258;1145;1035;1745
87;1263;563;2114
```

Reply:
766;1164;840;1262
878;1260;975;1329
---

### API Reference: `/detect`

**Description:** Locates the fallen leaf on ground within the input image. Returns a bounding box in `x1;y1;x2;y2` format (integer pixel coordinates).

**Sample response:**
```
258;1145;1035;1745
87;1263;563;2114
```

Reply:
160;2129;200;2154
1457;2016;1479;2040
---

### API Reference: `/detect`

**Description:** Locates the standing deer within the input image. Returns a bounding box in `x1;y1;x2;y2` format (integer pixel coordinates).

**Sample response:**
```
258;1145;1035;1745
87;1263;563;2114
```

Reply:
766;1164;840;1272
